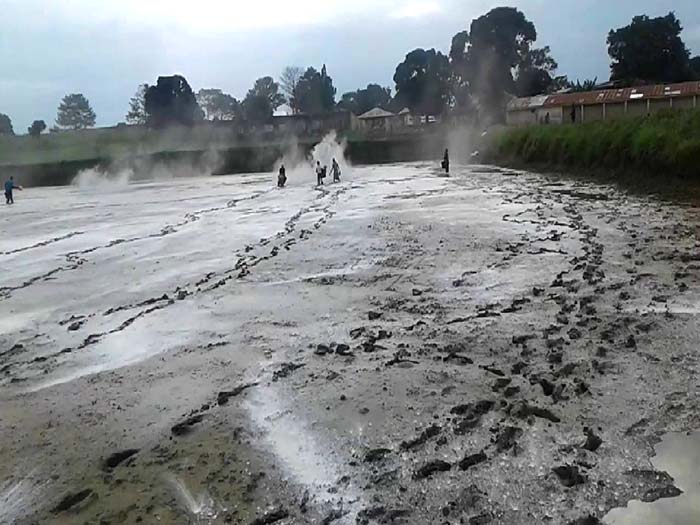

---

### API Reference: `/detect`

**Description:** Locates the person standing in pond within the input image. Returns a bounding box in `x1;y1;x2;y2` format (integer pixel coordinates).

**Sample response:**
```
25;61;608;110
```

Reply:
331;158;341;183
4;176;21;204
315;161;324;186
441;149;450;174
278;164;287;188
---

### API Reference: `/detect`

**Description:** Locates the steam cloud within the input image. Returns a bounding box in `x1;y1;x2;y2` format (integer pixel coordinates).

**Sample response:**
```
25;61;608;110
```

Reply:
72;149;223;188
274;131;351;187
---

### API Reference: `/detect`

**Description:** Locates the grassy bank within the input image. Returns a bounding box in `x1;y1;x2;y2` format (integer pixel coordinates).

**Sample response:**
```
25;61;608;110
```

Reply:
493;110;700;179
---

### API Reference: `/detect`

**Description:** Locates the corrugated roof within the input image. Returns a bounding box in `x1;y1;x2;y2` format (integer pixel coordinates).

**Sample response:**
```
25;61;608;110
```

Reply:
507;95;548;111
358;107;396;119
542;81;700;108
507;81;700;111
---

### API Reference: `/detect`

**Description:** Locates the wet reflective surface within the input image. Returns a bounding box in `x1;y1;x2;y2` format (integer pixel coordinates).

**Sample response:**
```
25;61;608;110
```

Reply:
605;431;700;524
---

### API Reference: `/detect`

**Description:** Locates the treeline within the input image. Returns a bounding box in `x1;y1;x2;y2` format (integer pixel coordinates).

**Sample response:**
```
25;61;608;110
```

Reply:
1;8;699;136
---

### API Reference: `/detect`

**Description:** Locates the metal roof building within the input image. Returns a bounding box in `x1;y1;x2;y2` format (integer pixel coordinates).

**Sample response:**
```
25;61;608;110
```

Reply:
507;81;700;126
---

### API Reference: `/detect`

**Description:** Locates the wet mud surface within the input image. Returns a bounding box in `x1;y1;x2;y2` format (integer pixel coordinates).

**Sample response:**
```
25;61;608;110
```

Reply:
1;164;700;524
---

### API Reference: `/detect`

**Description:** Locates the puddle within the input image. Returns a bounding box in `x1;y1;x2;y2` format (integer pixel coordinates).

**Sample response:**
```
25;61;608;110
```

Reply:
605;431;700;524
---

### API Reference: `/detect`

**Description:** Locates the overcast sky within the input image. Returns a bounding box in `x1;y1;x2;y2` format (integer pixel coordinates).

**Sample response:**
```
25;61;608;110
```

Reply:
1;0;699;132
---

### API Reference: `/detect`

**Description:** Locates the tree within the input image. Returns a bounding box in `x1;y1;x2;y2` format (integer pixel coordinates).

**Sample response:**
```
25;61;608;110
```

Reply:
196;88;241;121
292;65;337;114
608;13;691;84
28;120;47;137
55;93;96;130
393;49;451;115
337;84;392;115
514;47;559;96
568;78;599;93
279;66;304;111
145;75;204;128
0;114;14;135
126;84;148;125
242;76;286;123
449;7;560;120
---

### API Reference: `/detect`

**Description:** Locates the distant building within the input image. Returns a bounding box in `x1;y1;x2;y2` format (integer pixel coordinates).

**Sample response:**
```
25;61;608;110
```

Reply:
271;111;357;135
506;81;700;126
357;107;399;133
398;107;414;126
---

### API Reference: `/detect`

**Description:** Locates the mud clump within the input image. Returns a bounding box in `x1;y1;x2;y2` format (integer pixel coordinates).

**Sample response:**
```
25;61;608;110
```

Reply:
414;459;452;480
249;507;289;525
568;516;602;525
217;382;259;405
272;362;305;381
458;451;488;470
552;465;586;487
102;448;139;470
400;425;441;450
582;428;603;452
641;485;683;502
494;426;523;451
451;400;495;434
321;508;348;524
364;448;392;463
171;414;204;436
510;401;561;423
51;488;94;513
356;507;411;524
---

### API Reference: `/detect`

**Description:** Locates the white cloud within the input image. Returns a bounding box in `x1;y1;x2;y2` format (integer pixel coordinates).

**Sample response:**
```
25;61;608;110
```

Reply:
391;1;442;19
6;0;450;32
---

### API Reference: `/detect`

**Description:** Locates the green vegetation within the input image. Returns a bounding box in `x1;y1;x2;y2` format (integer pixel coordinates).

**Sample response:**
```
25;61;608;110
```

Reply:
493;111;700;178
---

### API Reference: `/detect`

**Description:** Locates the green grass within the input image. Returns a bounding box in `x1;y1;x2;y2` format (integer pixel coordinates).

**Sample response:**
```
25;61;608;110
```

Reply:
494;110;700;178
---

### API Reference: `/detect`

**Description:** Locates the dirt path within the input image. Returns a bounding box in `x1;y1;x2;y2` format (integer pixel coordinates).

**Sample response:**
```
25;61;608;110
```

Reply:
1;164;699;524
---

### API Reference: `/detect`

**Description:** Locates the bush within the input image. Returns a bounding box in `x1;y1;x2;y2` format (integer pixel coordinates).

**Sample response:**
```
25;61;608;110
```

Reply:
494;110;700;178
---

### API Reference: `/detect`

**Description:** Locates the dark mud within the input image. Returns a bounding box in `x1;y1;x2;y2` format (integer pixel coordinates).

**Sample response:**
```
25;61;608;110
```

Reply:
1;164;700;524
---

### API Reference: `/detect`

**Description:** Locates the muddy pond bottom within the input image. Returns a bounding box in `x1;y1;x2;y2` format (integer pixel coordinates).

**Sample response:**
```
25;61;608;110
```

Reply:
605;432;700;524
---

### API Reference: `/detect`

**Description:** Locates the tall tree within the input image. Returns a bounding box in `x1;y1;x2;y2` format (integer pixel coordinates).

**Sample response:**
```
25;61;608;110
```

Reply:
242;76;285;123
514;46;559;96
608;13;691;84
28;120;47;137
393;49;451;115
337;84;392;115
197;88;241;120
292;65;337;114
0;114;14;135
126;84;148;125
449;7;559;119
145;75;204;128
279;66;304;111
56;93;96;130
568;78;599;93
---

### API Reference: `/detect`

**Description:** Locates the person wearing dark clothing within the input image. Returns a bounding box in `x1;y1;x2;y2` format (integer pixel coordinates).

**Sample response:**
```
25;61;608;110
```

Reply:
441;149;450;174
5;176;20;204
278;165;287;188
331;158;341;183
316;161;324;186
